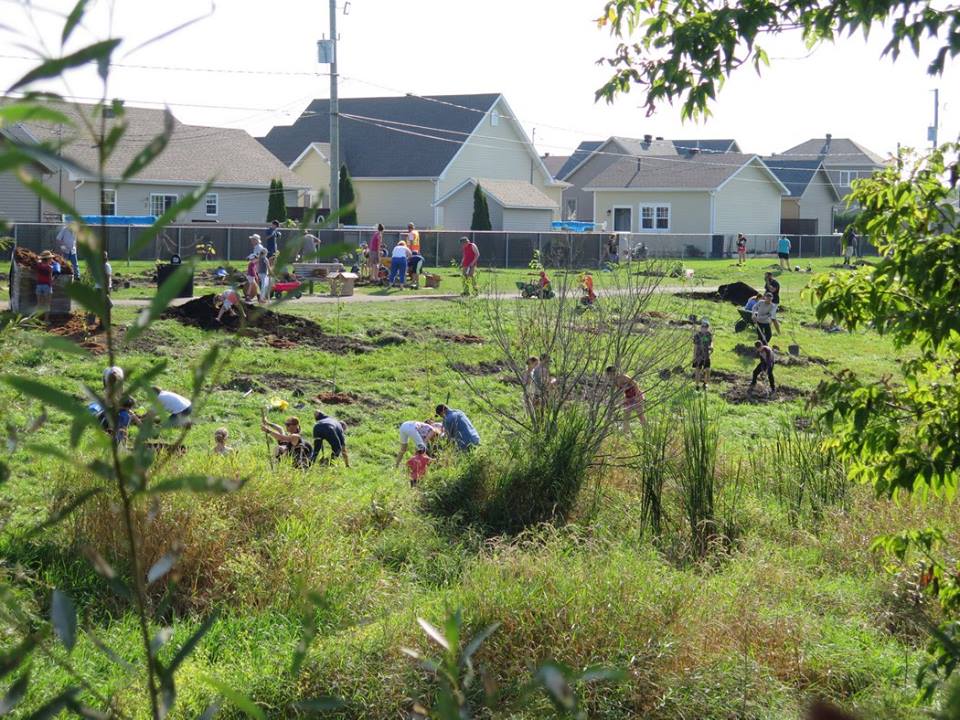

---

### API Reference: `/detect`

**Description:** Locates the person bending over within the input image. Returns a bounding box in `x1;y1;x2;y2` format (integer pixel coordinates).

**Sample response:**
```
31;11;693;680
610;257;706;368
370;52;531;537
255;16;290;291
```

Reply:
312;410;350;466
395;420;442;466
435;404;480;450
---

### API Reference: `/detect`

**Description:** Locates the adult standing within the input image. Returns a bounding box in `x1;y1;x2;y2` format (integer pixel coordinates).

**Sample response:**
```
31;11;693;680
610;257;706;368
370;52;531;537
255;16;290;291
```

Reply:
249;233;266;258
264;220;281;258
750;341;776;395
256;247;271;303
435;404;480;450
368;223;384;281
312;410;350;466
389;240;411;287
406;222;421;254
751;292;776;344
57;221;80;280
460;236;479;296
763;272;782;335
394;420;442;466
736;233;747;266
151;386;192;426
777;234;792;270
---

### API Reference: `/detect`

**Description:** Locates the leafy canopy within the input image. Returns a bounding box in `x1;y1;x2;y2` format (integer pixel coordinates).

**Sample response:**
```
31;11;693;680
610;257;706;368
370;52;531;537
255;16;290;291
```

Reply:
596;0;960;118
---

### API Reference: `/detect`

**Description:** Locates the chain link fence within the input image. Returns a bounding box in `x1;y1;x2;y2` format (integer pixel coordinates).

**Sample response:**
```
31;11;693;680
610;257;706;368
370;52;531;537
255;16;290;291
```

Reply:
5;223;868;267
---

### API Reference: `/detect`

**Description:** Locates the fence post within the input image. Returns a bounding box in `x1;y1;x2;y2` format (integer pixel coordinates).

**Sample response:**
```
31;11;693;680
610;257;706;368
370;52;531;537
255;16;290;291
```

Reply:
505;233;510;268
818;236;822;258
176;227;182;257
226;228;232;262
12;224;17;247
435;232;440;269
797;235;802;260
126;225;131;266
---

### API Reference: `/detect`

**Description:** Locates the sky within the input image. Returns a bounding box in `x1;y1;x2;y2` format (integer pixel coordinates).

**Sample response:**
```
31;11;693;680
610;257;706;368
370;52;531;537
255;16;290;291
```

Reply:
1;0;957;161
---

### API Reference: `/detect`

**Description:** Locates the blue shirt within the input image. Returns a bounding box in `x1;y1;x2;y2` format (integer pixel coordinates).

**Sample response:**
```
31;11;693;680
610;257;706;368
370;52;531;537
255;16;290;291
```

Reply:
777;236;791;254
442;409;480;450
744;297;758;312
265;227;279;256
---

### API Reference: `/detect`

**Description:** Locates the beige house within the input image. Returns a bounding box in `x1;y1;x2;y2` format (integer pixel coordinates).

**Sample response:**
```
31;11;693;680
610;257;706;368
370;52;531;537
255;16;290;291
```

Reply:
4;101;305;224
585;154;787;256
434;178;557;231
764;159;840;234
259;93;565;230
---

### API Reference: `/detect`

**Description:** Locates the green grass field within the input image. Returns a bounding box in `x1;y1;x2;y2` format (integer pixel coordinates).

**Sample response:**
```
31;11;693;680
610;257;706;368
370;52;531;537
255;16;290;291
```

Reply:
0;256;950;719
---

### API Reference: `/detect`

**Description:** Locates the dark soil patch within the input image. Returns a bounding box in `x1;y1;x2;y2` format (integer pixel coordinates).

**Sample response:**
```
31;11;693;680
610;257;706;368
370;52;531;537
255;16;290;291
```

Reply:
668;317;699;327
162;294;373;354
450;359;508;375
723;382;807;404
316;391;359;405
731;343;829;366
45;313;108;354
436;331;484;344
801;321;846;333
372;332;407;346
674;281;760;306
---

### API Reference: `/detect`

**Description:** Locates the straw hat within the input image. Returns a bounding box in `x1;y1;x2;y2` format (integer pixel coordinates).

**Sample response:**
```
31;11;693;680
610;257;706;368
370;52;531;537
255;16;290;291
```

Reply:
39;250;54;260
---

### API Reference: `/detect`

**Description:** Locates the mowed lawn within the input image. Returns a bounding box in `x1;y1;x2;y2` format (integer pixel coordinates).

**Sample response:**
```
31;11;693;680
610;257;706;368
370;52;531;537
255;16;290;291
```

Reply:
0;255;943;719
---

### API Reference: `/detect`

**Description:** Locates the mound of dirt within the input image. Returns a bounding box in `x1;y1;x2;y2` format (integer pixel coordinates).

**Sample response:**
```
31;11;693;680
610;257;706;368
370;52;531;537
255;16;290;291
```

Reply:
162;294;373;354
316;391;359;405
436;331;484;344
723;382;807;405
45;313;108;354
450;360;507;375
800;321;846;333
675;281;760;306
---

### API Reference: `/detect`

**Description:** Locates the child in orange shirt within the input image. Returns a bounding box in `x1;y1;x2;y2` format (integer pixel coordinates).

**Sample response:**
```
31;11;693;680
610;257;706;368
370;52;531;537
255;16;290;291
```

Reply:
407;447;432;487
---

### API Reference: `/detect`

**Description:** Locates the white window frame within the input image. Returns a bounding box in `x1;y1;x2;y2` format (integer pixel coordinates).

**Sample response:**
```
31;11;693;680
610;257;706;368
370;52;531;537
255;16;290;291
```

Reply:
150;193;179;217
100;188;117;216
638;203;671;232
204;192;219;216
564;198;577;220
490;110;499;126
611;205;633;233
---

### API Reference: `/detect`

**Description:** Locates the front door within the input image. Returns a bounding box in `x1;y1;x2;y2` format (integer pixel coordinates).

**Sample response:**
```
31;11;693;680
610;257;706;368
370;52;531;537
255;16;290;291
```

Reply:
613;207;632;232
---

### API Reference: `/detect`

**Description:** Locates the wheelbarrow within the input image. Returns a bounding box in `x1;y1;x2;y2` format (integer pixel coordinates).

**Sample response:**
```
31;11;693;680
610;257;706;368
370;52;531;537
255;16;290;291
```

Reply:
516;281;555;299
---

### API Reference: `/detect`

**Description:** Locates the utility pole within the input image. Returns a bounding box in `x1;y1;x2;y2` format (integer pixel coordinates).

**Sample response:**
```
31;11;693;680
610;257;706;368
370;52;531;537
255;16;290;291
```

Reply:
328;0;340;221
928;88;939;149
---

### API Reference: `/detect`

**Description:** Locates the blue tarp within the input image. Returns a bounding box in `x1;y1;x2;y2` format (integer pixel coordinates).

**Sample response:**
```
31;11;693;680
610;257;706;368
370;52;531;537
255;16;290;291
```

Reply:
68;215;157;226
551;220;598;233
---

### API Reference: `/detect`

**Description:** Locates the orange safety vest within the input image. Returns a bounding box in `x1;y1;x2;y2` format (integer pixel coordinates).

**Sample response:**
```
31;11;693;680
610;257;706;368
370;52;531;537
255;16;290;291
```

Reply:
408;230;421;252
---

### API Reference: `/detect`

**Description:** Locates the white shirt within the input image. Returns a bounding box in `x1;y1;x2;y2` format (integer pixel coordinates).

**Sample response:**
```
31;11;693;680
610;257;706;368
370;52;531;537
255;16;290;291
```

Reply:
103;366;124;389
399;421;432;449
157;390;191;414
57;225;77;254
392;245;412;259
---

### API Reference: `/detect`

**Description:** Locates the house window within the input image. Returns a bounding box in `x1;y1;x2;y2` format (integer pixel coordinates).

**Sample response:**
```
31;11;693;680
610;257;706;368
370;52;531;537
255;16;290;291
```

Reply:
639;203;670;231
100;189;116;216
612;206;632;232
150;193;178;217
565;198;577;220
490;110;499;127
205;193;219;216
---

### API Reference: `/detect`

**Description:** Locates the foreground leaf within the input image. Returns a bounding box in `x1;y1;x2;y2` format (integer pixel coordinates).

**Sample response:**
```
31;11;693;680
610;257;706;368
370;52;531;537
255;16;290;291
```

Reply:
203;676;265;720
51;590;77;653
8;39;121;91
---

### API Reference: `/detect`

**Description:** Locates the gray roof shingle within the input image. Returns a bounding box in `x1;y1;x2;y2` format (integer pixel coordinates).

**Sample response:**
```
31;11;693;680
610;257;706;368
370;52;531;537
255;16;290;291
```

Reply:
585;153;776;191
555;140;604;179
540;154;569;179
781;137;886;166
673;139;740;154
16;101;306;187
259;94;501;177
762;159;834;197
474;178;557;209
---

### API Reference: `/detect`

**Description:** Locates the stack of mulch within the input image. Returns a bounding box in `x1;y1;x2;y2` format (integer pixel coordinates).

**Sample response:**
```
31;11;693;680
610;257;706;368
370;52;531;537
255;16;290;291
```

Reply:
10;247;73;315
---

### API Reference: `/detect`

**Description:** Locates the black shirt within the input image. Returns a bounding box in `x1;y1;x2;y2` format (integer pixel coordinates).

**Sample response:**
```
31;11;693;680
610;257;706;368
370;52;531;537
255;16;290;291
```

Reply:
765;277;780;305
313;417;345;459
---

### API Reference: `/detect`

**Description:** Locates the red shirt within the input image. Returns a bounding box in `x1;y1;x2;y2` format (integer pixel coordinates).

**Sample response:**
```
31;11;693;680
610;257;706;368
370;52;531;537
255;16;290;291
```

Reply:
35;262;53;285
370;231;381;254
407;453;431;482
461;242;478;268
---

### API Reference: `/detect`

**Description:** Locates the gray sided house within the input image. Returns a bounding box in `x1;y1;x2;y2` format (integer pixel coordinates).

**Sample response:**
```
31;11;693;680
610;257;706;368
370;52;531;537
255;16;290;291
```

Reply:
6;101;306;224
780;134;887;199
764;159;839;234
584;153;787;256
0;124;57;223
259;93;564;230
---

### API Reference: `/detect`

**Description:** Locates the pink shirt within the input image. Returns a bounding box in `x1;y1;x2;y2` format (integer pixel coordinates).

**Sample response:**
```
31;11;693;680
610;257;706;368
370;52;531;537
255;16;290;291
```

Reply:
370;231;381;254
461;242;478;268
407;453;431;482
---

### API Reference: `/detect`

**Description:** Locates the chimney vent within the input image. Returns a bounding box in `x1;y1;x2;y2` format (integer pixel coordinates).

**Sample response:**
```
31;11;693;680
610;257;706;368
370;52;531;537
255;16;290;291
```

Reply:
655;136;664;140
643;133;653;144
